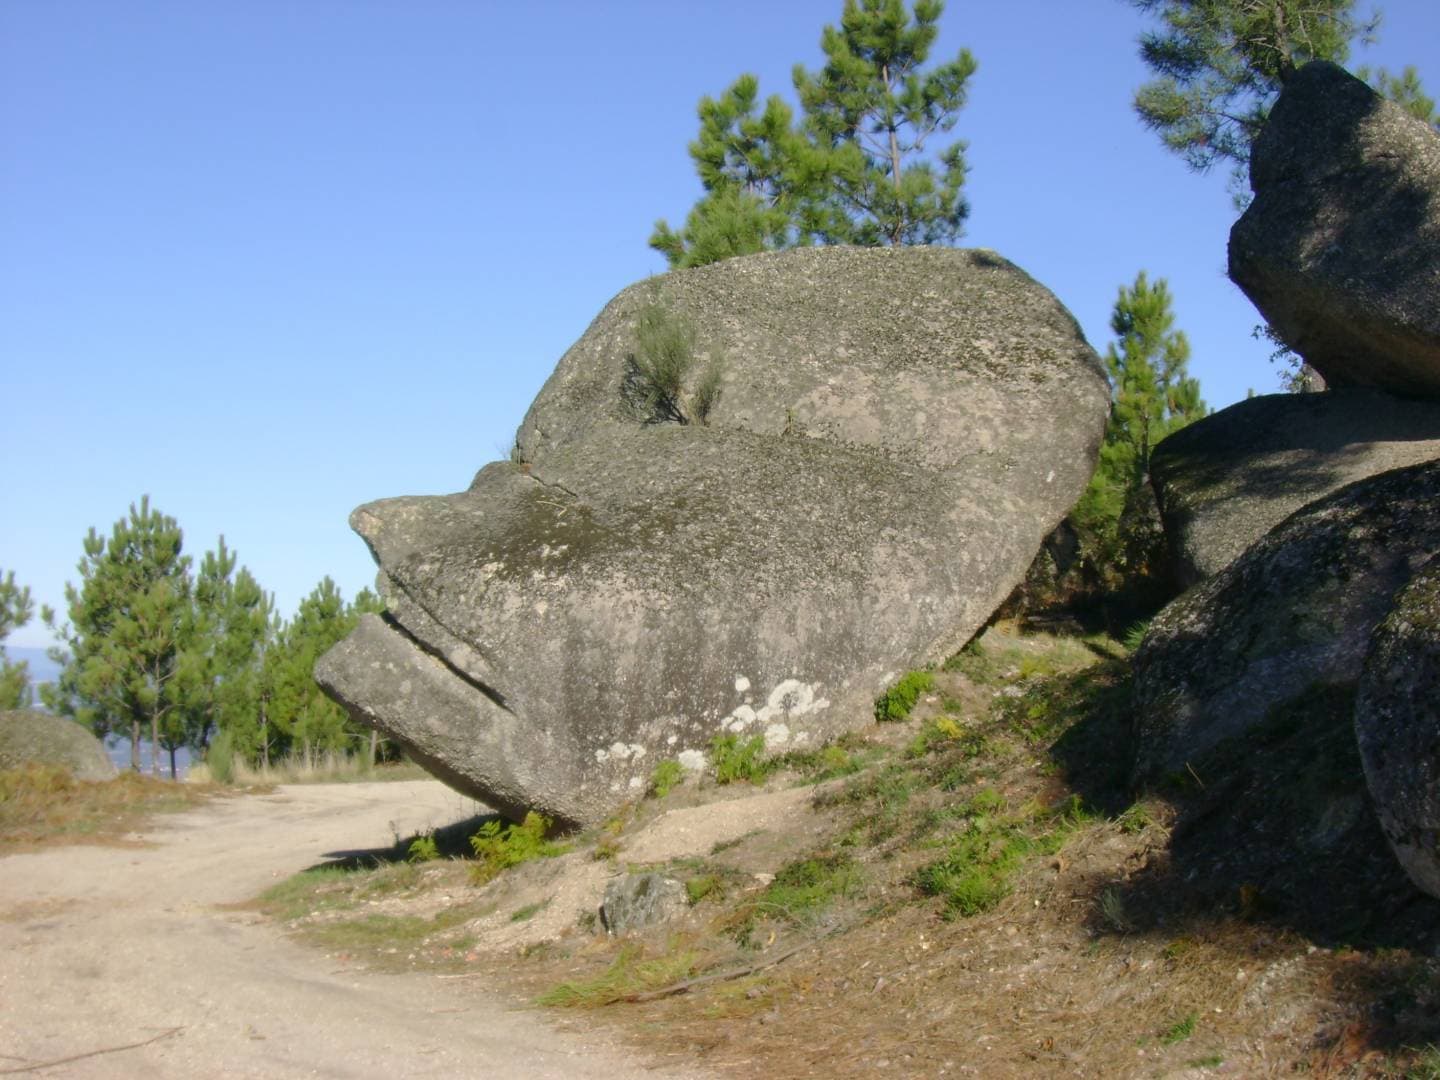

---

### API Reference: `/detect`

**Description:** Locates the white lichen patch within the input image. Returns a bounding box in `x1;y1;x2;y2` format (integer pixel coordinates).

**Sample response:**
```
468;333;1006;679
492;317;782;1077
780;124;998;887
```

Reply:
755;679;830;724
677;749;706;772
764;722;790;748
726;704;758;732
734;675;751;693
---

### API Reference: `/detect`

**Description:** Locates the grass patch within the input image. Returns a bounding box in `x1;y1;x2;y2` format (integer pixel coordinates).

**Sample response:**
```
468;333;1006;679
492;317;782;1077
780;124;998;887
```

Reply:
649;759;685;798
0;763;207;850
470;812;570;885
914;790;1090;918
1160;1011;1198;1045
710;734;772;785
727;851;862;944
537;943;706;1007
874;669;934;722
511;899;550;922
779;743;869;783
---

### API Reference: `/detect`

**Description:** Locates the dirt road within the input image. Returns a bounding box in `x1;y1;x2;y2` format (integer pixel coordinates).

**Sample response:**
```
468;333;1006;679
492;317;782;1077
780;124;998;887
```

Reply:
0;781;705;1078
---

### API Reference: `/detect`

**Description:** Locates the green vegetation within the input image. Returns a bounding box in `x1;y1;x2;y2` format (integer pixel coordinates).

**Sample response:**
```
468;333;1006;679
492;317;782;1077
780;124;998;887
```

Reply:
649;758;686;799
407;832;440;863
537;943;706;1007
780;741;868;782
1131;1;1434;193
1071;273;1206;601
0;569;36;709
510;899;549;923
38;497;389;779
622;303;724;425
710;733;773;785
914;789;1089;918
874;668;935;722
652;0;977;267
728;851;862;944
1160;1011;1198;1045
469;812;570;885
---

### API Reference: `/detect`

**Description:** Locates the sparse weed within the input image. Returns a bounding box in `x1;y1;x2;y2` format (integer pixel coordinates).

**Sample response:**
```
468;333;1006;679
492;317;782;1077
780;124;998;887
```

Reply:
649;759;685;798
1098;887;1133;932
874;669;935;722
511;899;549;923
906;715;966;758
1161;1012;1198;1045
469;812;571;885
686;874;722;905
781;743;865;782
1116;803;1154;834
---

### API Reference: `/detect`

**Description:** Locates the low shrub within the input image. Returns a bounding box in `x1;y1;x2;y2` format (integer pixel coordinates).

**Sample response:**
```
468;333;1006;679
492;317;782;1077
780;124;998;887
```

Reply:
711;734;771;785
469;812;571;885
874;669;935;722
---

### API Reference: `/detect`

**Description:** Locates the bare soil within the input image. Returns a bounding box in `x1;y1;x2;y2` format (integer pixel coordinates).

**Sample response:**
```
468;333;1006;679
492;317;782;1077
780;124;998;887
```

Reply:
0;780;709;1079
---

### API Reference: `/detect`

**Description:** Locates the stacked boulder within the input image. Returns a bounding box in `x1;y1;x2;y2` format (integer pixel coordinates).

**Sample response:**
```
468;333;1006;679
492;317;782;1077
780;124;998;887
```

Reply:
1136;62;1440;898
318;246;1110;827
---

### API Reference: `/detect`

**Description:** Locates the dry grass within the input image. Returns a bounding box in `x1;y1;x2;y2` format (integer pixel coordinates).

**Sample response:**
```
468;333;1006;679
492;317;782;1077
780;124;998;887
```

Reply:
0;762;209;852
187;752;428;787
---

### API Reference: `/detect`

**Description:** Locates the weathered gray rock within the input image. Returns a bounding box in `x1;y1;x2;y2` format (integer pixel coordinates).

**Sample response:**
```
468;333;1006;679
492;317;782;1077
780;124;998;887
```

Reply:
1151;389;1440;587
0;709;117;781
1356;555;1440;899
1133;458;1440;780
600;872;689;935
317;246;1109;826
1229;61;1440;398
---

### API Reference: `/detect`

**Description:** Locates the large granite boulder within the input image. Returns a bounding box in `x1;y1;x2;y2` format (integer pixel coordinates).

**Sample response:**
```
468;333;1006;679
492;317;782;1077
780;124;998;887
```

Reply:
1150;389;1440;587
0;709;117;781
318;246;1109;826
1133;458;1440;780
1355;555;1440;899
1229;61;1440;398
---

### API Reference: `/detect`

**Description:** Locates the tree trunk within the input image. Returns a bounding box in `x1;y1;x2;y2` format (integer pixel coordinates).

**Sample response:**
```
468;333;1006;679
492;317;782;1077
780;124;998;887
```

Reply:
260;708;270;769
168;745;178;780
130;719;141;772
150;712;160;777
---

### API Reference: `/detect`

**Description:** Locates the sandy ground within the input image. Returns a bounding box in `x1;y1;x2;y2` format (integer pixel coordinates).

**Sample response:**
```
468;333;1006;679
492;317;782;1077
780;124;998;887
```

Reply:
0;781;708;1079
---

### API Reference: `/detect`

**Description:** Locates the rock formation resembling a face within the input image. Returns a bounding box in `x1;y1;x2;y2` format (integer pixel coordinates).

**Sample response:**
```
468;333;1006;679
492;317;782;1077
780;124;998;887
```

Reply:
316;246;1109;827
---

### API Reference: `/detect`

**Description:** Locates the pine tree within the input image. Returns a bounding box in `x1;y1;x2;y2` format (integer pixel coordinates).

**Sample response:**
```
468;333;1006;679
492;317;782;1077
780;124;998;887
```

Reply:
1073;273;1207;584
262;578;382;768
43;498;193;775
1130;0;1377;189
793;0;976;246
653;0;976;266
1357;64;1440;127
169;538;274;777
650;77;804;268
0;570;36;709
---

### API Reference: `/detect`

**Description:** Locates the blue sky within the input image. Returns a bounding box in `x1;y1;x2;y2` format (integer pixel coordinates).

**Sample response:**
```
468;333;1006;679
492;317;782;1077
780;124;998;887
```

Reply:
3;1;1437;649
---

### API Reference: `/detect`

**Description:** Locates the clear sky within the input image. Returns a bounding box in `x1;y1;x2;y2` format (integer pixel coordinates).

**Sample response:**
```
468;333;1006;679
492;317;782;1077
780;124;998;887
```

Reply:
3;1;1437;649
